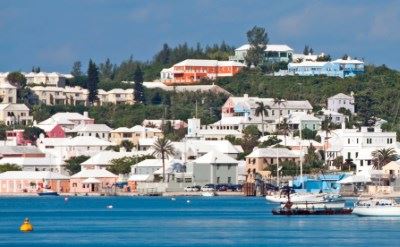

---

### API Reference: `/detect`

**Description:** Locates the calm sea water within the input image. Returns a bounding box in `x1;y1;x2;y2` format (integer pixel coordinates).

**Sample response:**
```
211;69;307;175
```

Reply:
0;196;399;246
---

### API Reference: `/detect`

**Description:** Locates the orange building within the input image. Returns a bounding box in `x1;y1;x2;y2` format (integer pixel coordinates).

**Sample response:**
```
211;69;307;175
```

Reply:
161;59;245;85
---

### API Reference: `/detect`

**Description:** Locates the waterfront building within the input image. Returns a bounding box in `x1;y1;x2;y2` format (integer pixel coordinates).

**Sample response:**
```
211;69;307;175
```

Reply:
319;125;397;173
246;147;300;180
0;153;65;173
160;59;245;85
287;58;364;78
0;103;33;125
0;171;70;194
70;169;118;194
230;44;294;63
187;150;238;185
172;139;242;160
327;93;355;114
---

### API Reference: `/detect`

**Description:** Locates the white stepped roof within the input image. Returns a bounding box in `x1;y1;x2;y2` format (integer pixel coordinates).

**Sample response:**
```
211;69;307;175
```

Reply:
235;44;293;52
0;103;29;111
71;124;112;132
34;123;59;132
134;159;163;167
247;147;298;158
0;154;64;166
67;136;114;146
81;151;145;166
71;169;118;178
328;93;353;100
194;150;238;164
0;171;69;180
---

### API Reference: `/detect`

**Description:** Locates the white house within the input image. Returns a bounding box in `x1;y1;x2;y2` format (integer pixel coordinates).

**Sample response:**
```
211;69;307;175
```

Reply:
69;124;113;140
39;112;94;130
0;81;17;104
80;151;150;170
0;153;65;174
319;125;397;173
230;44;294;63
327;93;355;114
186;118;243;140
0;103;33;126
320;109;346;125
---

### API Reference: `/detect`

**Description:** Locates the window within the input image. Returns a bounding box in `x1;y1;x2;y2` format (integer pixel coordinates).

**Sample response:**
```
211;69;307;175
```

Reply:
348;138;350;144
217;165;220;170
347;152;351;159
355;152;359;158
228;177;232;184
217;177;220;184
360;160;364;166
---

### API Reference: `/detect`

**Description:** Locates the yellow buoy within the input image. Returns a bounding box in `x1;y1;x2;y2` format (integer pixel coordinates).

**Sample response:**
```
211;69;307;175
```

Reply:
20;218;33;232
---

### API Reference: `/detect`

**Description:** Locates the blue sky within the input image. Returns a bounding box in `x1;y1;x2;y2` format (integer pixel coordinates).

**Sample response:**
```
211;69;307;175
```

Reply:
1;0;400;72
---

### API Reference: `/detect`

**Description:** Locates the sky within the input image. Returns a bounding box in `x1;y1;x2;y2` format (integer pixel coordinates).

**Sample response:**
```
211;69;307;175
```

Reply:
1;0;400;73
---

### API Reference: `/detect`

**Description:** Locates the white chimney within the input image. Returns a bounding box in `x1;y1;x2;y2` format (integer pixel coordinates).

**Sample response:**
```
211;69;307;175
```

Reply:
83;111;89;118
244;94;248;99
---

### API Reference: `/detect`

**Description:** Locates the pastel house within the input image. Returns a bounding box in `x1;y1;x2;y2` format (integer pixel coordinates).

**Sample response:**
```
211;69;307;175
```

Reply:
0;171;70;194
70;169;118;194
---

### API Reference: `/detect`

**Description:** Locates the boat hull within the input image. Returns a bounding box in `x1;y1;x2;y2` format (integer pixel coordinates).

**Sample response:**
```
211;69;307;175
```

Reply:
266;193;327;203
282;200;346;210
272;208;352;215
38;192;59;196
352;207;400;217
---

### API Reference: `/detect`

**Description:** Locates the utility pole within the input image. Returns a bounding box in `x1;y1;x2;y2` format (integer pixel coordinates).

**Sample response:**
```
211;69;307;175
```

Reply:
299;120;303;189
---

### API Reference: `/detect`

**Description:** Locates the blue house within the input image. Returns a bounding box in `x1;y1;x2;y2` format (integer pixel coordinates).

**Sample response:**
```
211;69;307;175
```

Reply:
292;174;346;193
288;58;364;78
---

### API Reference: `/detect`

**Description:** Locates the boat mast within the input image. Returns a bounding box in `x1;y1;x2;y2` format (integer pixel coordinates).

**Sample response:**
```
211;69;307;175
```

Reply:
299;120;303;189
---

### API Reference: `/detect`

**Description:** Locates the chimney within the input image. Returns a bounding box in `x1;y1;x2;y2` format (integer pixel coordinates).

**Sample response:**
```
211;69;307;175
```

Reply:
341;120;346;130
244;94;248;99
83;111;89;118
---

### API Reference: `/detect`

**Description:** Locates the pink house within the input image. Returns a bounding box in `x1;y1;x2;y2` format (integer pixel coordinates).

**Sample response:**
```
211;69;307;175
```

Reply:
70;169;118;194
35;124;65;138
6;129;31;146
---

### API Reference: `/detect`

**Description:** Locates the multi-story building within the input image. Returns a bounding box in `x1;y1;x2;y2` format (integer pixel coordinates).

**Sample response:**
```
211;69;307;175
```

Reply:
0;81;17;104
230;44;294;64
160;59;245;85
220;94;313;132
288;58;364;78
38;112;94;130
0;103;33;125
246;147;300;180
24;72;73;87
110;125;163;146
69;124;113;141
319;125;397;173
327;93;355;114
98;88;134;105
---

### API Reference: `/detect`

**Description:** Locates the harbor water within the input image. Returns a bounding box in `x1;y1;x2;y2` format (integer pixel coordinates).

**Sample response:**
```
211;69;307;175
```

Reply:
0;196;399;246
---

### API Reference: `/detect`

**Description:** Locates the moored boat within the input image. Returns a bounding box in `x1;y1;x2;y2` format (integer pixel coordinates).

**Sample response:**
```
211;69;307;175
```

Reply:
202;191;216;197
352;198;400;217
266;192;336;203
38;189;59;196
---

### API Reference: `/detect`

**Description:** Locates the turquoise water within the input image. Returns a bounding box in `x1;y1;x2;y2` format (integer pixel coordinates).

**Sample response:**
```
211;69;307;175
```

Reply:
0;196;399;246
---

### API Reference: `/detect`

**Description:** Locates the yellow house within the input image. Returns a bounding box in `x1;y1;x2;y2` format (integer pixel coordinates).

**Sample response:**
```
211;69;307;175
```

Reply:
110;125;163;146
382;161;400;177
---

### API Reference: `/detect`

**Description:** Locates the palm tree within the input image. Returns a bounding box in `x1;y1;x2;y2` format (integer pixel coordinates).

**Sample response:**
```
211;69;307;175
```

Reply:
372;148;397;170
255;101;270;136
278;118;291;146
152;138;175;182
321;115;334;167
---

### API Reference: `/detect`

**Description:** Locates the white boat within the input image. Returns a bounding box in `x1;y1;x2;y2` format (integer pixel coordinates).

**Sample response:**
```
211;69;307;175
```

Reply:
352;198;400;217
202;191;216;197
266;192;329;203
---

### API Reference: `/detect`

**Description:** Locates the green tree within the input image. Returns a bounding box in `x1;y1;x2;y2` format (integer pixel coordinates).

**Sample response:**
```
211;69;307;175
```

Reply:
6;71;26;92
0;163;22;173
241;125;261;154
133;65;145;103
64;155;90;175
259;135;281;148
120;140;134;152
304;144;324;171
87;59;99;104
245;26;268;67
71;61;83;77
152;138;175;182
303;45;310;55
99;58;114;81
154;43;171;65
278;118;291;145
23;127;45;144
255;101;270;136
0;123;8;140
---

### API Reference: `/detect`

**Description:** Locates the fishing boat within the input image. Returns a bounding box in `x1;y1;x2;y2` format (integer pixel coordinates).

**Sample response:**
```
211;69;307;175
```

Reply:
352;198;400;217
